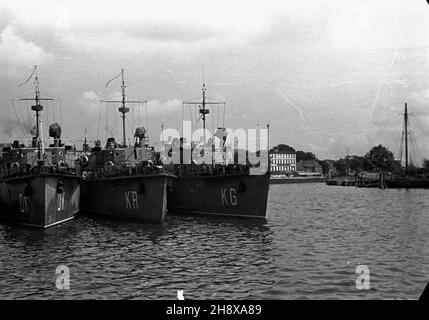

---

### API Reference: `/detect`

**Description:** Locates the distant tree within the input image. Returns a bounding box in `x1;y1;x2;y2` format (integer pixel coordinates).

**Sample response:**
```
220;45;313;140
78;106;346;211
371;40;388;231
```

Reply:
364;145;395;171
424;159;429;172
391;160;402;174
317;160;330;175
406;163;419;176
296;150;317;161
271;144;296;154
347;155;371;172
333;158;347;176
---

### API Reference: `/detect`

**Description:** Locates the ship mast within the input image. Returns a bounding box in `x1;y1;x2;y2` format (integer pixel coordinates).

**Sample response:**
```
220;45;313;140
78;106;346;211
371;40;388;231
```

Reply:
201;83;209;143
404;102;408;175
102;69;146;147
18;66;54;159
33;76;42;137
184;83;225;161
120;69;128;146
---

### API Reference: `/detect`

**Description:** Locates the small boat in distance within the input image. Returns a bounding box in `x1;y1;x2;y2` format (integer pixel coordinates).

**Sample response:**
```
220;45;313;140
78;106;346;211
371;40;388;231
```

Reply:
79;69;173;222
0;66;80;228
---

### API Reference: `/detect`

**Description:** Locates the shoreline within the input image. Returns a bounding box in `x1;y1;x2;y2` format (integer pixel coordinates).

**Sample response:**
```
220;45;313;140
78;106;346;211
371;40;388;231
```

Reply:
269;177;326;184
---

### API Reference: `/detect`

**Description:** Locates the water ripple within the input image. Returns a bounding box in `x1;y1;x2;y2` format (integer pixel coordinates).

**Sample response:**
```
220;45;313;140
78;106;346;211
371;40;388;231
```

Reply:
0;183;428;299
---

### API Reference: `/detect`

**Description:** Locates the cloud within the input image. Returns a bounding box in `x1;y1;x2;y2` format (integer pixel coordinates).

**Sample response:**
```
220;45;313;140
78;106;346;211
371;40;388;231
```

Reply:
82;90;99;101
327;4;372;49
1;0;427;160
1;0;274;59
0;25;53;68
81;90;101;113
1;0;271;31
59;25;263;60
412;88;429;104
147;99;182;115
325;132;372;158
61;31;184;56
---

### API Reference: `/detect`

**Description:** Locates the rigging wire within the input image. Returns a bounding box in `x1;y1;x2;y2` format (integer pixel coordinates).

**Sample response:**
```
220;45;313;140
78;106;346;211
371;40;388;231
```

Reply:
145;101;148;138
126;116;134;145
181;101;184;138
410;130;423;165
11;99;30;141
394;116;404;160
412;113;428;137
24;99;31;129
223;103;226;128
105;101;109;139
187;103;192;144
139;101;141;125
217;104;220;129
211;104;214;144
128;105;134;143
44;104;49;141
97;100;102;141
53;98;56;122
17;65;37;88
17;98;30;135
59;98;63;127
409;132;416;165
398;131;404;165
411;118;424;160
114;103;119;140
131;104;136;138
45;100;50;128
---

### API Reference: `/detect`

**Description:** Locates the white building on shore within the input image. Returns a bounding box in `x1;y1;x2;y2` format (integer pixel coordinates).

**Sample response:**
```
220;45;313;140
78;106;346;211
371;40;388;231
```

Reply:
270;149;297;174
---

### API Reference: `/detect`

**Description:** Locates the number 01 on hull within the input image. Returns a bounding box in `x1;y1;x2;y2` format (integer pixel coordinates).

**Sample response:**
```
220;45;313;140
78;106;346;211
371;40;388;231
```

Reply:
0;174;80;228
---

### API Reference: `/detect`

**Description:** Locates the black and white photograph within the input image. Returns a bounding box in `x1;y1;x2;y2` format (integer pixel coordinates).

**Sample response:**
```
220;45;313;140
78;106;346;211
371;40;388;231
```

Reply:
0;0;428;307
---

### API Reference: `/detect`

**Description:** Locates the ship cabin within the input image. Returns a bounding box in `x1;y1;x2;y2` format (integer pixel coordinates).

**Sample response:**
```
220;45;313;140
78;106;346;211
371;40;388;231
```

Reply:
162;127;264;177
81;127;157;176
0;123;76;179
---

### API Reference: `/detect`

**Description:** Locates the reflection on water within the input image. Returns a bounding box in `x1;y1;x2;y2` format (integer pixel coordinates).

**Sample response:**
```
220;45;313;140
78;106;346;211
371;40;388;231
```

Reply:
0;183;428;299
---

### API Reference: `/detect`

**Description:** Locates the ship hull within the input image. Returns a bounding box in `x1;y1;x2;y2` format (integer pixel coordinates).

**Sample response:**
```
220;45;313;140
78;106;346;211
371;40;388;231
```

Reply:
386;177;429;189
0;174;80;228
168;173;270;218
81;174;170;222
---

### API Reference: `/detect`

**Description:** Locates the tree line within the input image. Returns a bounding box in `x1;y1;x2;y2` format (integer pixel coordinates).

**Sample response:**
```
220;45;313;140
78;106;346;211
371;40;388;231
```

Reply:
271;144;429;176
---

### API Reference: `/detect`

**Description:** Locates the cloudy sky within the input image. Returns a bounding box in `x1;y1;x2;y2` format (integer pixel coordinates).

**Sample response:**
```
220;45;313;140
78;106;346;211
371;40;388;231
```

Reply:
0;0;428;162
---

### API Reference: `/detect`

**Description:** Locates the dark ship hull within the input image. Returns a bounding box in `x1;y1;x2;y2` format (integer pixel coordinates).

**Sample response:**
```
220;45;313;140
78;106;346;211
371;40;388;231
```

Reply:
271;176;326;184
167;173;270;218
386;177;429;189
81;174;171;222
0;173;80;228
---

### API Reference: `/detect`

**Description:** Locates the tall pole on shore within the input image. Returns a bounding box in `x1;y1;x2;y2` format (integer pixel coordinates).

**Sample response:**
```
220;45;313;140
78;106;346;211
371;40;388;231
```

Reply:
267;123;270;174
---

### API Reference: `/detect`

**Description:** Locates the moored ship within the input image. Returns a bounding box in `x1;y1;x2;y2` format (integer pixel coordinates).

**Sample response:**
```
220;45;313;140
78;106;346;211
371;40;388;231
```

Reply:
165;83;270;218
168;169;269;218
386;102;429;189
79;69;173;222
0;67;80;228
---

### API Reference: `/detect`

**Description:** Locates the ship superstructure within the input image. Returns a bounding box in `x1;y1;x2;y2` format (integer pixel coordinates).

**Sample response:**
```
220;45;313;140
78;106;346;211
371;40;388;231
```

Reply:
0;66;80;227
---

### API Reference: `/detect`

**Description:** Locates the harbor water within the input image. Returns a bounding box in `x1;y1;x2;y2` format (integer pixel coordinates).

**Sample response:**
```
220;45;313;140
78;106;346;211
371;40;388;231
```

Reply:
0;183;428;299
